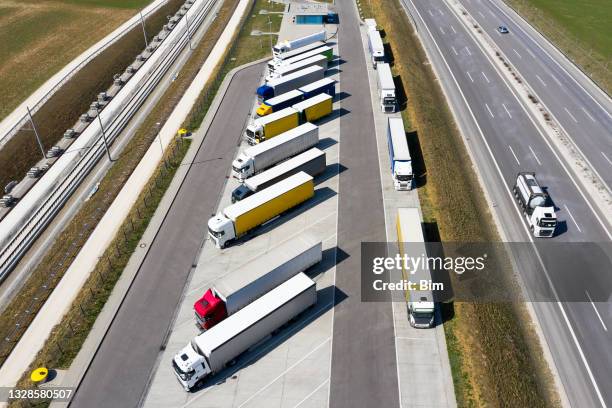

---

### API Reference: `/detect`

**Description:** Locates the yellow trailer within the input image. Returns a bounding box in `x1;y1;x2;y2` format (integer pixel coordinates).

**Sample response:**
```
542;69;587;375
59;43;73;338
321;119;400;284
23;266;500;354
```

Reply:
208;172;314;248
245;107;299;145
292;93;333;123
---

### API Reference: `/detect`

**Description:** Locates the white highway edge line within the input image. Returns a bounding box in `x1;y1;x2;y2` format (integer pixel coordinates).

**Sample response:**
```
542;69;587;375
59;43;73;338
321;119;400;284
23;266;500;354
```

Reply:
563;204;582;233
585;290;609;332
407;1;609;406
529;145;542;166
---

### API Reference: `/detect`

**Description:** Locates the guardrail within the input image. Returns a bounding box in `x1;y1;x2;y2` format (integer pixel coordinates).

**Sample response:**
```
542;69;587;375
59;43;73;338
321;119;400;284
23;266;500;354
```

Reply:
0;0;175;148
0;0;217;280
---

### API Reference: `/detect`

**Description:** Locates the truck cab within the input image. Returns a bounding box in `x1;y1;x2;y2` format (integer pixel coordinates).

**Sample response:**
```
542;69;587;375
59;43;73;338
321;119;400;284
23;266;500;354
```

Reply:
393;161;413;190
194;289;228;329
256;103;273;116
530;206;557;237
172;343;211;391
245;123;264;145
208;215;234;248
408;299;435;328
514;172;557;237
232;154;254;180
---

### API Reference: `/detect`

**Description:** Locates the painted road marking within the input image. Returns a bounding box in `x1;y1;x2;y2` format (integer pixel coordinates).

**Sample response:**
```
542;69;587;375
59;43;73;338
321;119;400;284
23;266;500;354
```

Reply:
485;103;494;117
602;152;612;166
564;107;578;123
502;103;512;118
450;25;457;34
438;8;444;15
564;204;582;232
481;71;490;83
294;379;330;408
465;46;472;56
535;74;547;87
439;26;446;35
451;46;458;55
529;146;542;166
428;9;434;16
513;49;522;59
526;48;536;58
585;290;608;332
478;11;485;18
466;71;474;82
508;145;520;165
582;107;596;122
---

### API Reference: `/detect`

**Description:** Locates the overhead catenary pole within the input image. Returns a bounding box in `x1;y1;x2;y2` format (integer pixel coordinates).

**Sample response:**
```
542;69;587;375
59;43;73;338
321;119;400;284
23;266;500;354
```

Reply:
184;10;193;50
26;106;46;159
139;11;148;47
96;108;112;162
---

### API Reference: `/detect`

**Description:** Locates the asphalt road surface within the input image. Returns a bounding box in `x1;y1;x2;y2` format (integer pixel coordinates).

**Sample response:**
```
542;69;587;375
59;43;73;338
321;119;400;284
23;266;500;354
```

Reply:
68;63;265;408
328;0;400;407
401;0;612;406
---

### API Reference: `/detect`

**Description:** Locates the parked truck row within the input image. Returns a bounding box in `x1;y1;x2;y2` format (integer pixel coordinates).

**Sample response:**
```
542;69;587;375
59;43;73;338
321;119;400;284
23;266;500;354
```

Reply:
256;78;336;117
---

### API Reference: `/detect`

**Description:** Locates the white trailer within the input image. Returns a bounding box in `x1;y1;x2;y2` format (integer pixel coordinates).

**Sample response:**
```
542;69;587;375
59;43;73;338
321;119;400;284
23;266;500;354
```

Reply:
364;18;377;31
268;45;333;73
396;207;435;328
271;41;327;65
377;63;396;113
233;123;319;180
273;30;326;57
174;273;317;391
257;65;325;101
367;29;385;68
232;148;326;202
513;172;557;237
266;54;328;81
193;234;322;329
387;117;413;190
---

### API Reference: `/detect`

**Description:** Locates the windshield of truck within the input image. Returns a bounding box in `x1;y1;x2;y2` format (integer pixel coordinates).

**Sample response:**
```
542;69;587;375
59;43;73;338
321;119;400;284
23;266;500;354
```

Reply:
172;359;193;381
413;311;433;320
232;164;244;174
397;174;412;182
374;55;385;62
383;97;395;105
208;226;224;238
540;218;557;228
245;128;255;138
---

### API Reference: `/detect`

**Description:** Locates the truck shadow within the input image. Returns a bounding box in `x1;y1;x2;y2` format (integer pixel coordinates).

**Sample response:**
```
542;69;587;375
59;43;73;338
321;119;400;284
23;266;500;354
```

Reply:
315;163;347;186
393;74;408;112
406;130;427;188
315;107;349;126
305;247;344;280
193;285;347;393
317;137;338;150
334;91;350;102
325;68;342;77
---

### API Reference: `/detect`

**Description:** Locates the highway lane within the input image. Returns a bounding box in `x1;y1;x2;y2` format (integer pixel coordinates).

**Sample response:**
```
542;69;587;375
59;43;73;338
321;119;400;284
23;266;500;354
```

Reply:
401;0;612;406
68;63;265;408
459;0;612;190
328;0;400;407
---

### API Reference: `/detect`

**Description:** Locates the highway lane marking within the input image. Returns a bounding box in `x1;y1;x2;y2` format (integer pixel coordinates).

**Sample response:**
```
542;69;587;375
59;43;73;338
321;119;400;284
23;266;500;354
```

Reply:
564;107;578;123
502;103;512;118
488;9;496;17
451;46;458;55
528;145;542;166
466;71;474;82
464;46;472;55
478;11;485;18
525;48;536;58
512;49;522;59
481;71;490;83
563;204;582;232
485;103;494;118
439;26;446;35
438;8;444;15
293;378;330;408
428;9;434;17
601;152;612;166
409;4;610;406
582;107;596;122
535;74;547;87
450;25;457;34
508;145;520;165
585;290;608;332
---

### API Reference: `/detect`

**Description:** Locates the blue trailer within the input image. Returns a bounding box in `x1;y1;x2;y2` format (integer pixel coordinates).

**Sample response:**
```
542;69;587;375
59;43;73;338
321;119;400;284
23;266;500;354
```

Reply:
387;117;413;191
256;66;324;101
256;90;304;116
298;77;336;99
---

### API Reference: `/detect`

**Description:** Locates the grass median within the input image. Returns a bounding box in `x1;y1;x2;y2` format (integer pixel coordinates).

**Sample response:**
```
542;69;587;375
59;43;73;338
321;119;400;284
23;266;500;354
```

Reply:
358;0;560;406
0;0;239;380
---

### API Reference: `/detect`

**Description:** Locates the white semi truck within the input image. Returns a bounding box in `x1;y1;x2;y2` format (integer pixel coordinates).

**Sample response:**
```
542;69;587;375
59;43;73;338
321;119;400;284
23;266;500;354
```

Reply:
232;148;326;202
273;30;326;58
266;54;328;81
396;207;435;329
233;123;319;180
367;29;385;68
193;234;322;329
387;117;413;190
377;63;396;113
173;273;317;391
513;172;557;237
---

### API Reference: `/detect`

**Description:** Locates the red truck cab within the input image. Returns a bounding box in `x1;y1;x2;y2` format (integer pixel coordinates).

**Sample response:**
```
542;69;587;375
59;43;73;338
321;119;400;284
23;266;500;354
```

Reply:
193;289;227;330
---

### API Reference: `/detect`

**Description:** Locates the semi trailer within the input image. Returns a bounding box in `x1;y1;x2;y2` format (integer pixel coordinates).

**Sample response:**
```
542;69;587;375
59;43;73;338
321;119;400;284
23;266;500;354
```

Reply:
513;172;557;237
245;107;299;145
387;117;413;190
234;123;319;180
267;45;333;73
232;148;326;202
193;234;322;329
173;273;316;391
377;63;396;113
266;54;328;81
256;78;336;116
292;93;333;123
271;41;327;65
367;29;385;68
396;207;435;329
208;172;314;248
273;30;326;57
257;65;325;101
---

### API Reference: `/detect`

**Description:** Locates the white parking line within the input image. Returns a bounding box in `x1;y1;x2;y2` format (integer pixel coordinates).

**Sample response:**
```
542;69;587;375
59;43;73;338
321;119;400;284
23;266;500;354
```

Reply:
602;152;612;166
513;49;522;59
293;378;330;408
502;103;512;118
508;145;520;165
439;26;446;34
489;9;496;17
550;73;564;87
478;11;485;18
581;107;596;122
564;107;578;123
485;103;494;117
438;8;444;15
481;71;490;83
450;25;457;34
525;47;536;58
528;145;542;166
585;290;608;332
535;74;547;87
563;204;582;232
465;46;472;55
466;71;474;82
451;46;458;55
428;9;434;16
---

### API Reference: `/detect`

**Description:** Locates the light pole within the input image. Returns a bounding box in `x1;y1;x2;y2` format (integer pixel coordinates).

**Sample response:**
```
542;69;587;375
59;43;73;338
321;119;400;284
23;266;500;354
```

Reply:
139;11;148;47
185;11;193;50
96;108;112;162
268;17;273;54
155;122;168;167
26;106;46;159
